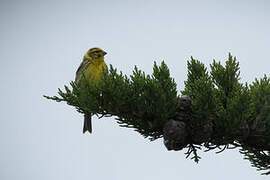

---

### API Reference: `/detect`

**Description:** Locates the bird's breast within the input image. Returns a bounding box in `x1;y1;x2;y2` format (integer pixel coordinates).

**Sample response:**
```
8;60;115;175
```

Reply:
85;62;106;84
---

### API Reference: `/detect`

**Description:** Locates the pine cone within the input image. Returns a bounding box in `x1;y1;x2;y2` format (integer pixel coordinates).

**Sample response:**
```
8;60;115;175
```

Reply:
163;119;188;150
175;95;192;122
177;95;192;112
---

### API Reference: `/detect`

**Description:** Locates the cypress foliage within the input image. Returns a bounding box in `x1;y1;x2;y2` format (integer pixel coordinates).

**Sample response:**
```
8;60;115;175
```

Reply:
45;61;178;140
45;54;270;175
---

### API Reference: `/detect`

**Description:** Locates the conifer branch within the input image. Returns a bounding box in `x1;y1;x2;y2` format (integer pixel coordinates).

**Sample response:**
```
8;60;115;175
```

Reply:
44;55;270;175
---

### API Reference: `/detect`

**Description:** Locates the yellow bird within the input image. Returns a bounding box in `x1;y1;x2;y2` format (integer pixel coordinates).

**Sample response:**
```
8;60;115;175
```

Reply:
75;47;108;133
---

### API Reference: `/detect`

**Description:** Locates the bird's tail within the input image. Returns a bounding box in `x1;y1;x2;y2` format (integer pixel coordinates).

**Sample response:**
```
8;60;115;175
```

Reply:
83;114;92;133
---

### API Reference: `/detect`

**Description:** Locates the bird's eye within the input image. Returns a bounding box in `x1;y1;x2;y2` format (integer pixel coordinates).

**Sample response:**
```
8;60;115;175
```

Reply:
96;51;103;56
92;52;99;57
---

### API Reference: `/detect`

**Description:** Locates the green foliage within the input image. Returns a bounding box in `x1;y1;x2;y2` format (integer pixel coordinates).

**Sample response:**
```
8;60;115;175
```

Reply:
45;61;178;140
249;75;270;125
181;57;215;162
180;54;270;174
209;54;251;143
239;75;270;175
45;54;270;175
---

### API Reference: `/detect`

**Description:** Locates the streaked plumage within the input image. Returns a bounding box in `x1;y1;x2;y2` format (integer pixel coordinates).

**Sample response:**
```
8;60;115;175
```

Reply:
75;47;107;133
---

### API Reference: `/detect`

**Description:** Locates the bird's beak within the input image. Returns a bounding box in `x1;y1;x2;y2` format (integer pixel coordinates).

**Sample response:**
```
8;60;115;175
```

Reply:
102;51;107;56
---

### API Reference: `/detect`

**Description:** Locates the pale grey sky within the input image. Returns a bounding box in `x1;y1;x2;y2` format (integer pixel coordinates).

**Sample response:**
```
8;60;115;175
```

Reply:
0;0;270;179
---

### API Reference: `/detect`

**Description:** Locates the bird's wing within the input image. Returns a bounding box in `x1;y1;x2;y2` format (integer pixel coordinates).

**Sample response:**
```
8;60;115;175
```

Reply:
75;58;92;84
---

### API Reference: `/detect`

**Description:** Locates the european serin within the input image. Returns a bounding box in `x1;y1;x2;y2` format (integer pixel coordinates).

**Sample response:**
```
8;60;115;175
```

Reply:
75;47;107;133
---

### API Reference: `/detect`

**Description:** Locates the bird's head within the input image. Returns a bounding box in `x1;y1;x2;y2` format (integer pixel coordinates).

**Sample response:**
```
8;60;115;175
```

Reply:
84;47;107;60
